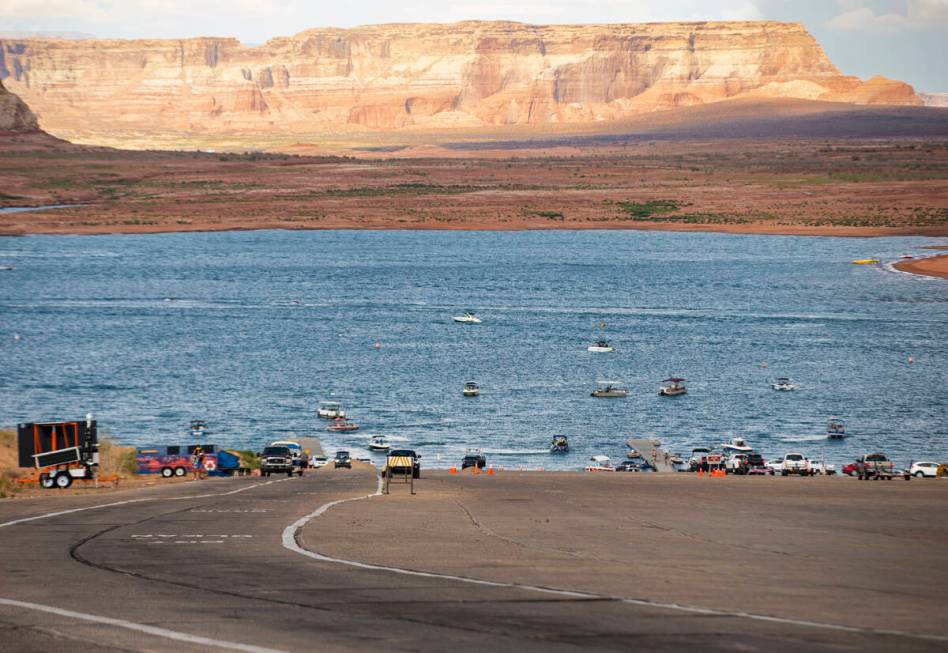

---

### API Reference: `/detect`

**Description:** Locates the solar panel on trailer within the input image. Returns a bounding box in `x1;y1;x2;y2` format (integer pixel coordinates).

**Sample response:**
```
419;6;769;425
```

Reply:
34;447;82;468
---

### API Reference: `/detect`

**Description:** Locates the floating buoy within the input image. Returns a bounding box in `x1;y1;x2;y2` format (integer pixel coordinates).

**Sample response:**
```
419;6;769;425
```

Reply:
760;361;768;369
908;356;914;364
373;342;381;349
13;333;22;341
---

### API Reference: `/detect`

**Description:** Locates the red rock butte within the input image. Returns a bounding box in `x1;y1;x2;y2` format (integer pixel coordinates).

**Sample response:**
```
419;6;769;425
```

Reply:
0;21;921;148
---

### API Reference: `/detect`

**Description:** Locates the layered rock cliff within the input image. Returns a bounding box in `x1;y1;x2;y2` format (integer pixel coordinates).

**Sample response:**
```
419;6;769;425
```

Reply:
0;21;921;146
0;79;39;131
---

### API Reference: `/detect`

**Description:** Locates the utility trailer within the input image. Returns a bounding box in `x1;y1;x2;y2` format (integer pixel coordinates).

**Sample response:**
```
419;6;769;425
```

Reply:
17;415;99;489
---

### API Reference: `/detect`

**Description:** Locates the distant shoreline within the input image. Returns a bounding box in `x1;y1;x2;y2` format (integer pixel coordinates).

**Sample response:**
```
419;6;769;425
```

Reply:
3;220;948;238
894;253;948;279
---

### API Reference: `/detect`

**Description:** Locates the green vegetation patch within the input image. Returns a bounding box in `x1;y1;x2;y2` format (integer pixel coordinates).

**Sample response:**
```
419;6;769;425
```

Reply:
617;199;682;220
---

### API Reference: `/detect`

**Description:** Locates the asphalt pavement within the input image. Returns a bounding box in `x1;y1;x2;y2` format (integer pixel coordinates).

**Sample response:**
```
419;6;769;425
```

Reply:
1;466;943;652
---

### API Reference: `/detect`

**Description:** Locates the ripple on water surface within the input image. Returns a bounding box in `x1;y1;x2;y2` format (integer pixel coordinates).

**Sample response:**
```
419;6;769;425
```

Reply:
0;229;945;469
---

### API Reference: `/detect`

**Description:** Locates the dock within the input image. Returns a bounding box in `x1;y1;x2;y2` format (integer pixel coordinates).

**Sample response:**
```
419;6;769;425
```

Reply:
626;438;677;473
295;436;324;458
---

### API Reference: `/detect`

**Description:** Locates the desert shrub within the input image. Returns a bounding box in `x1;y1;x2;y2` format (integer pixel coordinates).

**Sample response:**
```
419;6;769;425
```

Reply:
617;199;681;220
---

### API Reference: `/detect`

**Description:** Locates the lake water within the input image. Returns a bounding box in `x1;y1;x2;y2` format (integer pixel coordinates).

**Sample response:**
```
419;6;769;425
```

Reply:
1;230;945;470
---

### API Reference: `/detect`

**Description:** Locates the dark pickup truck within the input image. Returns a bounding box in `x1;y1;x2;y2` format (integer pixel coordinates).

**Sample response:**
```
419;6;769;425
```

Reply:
259;446;298;477
384;449;421;479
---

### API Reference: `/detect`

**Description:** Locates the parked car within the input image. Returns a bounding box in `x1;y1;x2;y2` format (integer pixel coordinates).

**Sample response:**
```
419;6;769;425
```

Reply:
259;446;298;477
461;453;486;470
909;461;940;478
780;452;811;476
808;460;837;476
309;455;328;468
333;450;352;469
385;448;421;478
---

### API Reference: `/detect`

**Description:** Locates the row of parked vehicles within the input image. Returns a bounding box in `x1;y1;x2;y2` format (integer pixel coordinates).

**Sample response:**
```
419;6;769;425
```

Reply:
687;446;944;479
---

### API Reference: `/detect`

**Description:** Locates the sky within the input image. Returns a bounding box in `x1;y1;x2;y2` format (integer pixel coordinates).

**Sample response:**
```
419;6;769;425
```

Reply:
1;0;946;91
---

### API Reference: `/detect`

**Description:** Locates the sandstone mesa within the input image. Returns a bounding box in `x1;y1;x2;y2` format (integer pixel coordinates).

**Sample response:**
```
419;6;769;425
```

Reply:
0;21;922;148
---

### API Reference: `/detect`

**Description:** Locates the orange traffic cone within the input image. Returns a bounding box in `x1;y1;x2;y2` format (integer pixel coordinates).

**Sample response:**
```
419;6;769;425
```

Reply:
488;466;494;475
450;466;457;474
698;468;703;477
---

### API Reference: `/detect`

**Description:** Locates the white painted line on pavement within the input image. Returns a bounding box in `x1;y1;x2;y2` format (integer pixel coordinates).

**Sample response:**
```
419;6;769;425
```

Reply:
0;598;289;653
0;479;286;530
282;473;948;644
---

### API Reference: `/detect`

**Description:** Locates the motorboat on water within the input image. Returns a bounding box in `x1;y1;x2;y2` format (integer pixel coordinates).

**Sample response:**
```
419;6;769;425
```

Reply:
591;381;628;398
659;377;687;396
550;435;569;453
190;420;208;437
463;381;480;397
585;455;614;472
367;435;390;451
327;417;360;432
587;340;615;353
317;401;346;420
772;377;796;391
721;437;753;454
453;311;482;324
827;419;846;440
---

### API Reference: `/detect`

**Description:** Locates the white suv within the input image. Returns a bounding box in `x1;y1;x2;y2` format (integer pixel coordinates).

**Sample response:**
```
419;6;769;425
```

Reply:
909;461;940;478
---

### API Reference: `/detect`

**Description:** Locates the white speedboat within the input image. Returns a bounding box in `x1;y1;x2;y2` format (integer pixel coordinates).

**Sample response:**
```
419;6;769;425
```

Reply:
721;437;753;454
367;436;390;452
772;377;796;391
587;340;615;353
463;381;480;397
585;455;614;472
453;312;482;324
659;377;687;396
190;419;207;438
317;401;346;419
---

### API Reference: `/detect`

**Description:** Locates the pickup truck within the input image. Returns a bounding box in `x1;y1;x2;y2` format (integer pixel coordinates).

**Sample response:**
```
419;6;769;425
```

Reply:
780;452;812;476
851;453;910;481
726;453;767;475
270;440;308;471
259;446;300;477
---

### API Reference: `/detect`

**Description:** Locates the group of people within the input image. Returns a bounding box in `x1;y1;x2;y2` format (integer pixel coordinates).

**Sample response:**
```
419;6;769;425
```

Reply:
191;447;206;480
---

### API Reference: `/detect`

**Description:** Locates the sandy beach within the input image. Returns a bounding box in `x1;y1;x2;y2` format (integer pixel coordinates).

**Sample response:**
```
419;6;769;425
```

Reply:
895;253;948;279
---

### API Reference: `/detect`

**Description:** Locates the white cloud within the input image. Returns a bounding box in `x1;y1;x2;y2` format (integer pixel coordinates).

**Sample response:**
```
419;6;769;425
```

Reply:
722;2;765;21
828;0;948;32
0;0;109;20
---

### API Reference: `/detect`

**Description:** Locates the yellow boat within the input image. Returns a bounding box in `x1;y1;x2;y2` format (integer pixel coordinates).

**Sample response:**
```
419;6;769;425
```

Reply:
851;258;880;265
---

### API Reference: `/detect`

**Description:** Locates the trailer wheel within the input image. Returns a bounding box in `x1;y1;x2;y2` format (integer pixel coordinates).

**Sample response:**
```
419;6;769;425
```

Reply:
174;467;186;477
55;473;73;489
40;474;55;489
287;471;293;477
161;467;173;478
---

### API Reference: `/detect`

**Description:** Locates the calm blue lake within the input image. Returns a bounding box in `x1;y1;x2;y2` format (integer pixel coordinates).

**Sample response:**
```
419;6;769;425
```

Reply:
1;230;945;469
